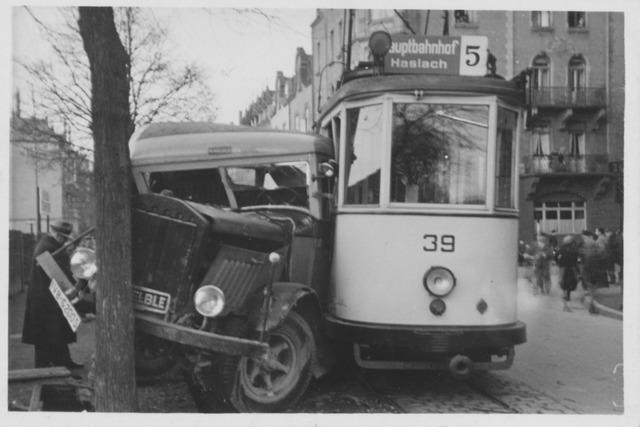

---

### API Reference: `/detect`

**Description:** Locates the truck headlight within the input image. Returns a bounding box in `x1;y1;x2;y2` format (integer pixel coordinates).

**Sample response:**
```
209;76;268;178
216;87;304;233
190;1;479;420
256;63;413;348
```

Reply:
193;285;225;317
423;266;456;297
70;247;98;280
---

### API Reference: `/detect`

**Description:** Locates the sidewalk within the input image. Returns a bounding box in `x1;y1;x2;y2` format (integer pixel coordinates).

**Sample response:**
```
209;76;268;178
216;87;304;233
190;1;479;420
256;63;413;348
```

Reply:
517;264;623;320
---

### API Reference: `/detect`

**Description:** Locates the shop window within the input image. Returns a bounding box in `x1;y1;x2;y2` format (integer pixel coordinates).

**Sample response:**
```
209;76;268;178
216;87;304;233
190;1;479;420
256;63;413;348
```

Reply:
568;12;586;28
532;11;553;29
534;200;586;234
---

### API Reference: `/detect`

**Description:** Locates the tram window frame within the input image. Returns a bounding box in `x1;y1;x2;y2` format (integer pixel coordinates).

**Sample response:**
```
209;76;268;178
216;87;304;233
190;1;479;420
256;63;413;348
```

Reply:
495;106;519;210
389;100;490;207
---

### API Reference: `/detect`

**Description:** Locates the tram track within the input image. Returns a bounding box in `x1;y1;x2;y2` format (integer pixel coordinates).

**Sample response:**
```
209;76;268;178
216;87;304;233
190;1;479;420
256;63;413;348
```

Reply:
356;369;579;414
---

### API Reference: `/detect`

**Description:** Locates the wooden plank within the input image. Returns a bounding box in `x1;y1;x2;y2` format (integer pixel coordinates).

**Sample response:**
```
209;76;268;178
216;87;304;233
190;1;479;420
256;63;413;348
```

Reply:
36;251;76;294
29;384;43;411
8;367;72;382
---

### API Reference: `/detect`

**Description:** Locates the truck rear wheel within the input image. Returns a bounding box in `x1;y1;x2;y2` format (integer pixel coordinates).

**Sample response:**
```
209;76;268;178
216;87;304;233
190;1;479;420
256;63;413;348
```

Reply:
216;312;315;412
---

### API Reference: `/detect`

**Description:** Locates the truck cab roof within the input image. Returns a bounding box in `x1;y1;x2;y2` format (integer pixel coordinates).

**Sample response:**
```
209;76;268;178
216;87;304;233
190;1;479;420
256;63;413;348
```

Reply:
130;122;334;167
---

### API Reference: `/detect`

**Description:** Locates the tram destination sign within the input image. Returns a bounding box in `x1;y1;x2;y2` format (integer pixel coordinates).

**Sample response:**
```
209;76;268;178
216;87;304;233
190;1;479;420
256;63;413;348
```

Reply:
385;35;488;76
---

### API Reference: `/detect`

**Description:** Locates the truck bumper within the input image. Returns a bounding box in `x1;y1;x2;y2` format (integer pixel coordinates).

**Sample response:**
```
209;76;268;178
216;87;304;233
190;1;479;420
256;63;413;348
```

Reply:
135;314;268;358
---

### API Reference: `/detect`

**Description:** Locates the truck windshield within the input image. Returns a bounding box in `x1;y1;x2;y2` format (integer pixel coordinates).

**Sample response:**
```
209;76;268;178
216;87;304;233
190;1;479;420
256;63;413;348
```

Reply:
390;103;489;205
224;161;310;208
146;161;310;209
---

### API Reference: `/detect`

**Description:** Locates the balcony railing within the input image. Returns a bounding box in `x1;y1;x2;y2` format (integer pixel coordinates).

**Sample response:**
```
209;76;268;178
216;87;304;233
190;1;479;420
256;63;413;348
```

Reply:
521;154;610;175
528;87;606;108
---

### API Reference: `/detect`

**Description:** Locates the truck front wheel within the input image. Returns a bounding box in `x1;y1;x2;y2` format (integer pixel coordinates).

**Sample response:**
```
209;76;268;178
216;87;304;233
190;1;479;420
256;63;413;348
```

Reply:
218;312;315;412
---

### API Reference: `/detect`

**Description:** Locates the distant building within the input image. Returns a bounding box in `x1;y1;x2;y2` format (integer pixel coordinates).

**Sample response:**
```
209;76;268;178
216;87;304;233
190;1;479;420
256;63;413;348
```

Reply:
239;47;313;133
311;9;624;241
10;94;93;235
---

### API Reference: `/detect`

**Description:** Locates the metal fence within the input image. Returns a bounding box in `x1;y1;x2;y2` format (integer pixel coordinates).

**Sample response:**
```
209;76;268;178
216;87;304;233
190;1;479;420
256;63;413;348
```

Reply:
9;230;35;296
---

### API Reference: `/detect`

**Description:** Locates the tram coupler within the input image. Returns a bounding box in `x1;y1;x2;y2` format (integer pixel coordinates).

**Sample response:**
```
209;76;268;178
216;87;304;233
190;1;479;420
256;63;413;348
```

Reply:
448;354;473;378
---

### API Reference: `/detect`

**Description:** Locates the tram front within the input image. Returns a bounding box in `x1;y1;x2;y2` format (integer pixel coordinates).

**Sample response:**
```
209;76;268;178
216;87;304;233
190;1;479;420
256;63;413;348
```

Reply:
319;32;526;376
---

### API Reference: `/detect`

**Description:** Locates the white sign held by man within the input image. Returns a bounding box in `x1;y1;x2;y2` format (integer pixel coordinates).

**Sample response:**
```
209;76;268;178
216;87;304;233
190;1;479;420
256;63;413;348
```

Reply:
49;279;81;332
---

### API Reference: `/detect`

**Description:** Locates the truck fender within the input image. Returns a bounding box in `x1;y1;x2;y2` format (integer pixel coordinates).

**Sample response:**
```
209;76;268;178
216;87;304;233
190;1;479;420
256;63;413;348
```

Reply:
249;282;316;332
247;282;333;378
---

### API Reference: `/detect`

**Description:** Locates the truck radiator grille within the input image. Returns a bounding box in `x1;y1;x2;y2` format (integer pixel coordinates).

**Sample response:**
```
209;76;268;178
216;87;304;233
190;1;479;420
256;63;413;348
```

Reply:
132;195;209;313
200;245;274;314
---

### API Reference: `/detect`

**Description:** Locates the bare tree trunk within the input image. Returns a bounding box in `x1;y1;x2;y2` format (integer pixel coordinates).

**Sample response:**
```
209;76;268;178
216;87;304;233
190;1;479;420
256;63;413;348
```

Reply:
78;6;136;412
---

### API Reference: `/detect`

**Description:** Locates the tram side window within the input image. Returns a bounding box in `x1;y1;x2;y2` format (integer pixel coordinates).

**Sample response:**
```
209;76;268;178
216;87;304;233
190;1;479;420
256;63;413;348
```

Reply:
496;107;518;209
391;103;488;205
344;105;383;205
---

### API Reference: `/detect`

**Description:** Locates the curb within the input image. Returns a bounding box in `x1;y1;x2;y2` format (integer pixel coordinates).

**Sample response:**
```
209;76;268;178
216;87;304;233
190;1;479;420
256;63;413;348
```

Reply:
583;295;623;321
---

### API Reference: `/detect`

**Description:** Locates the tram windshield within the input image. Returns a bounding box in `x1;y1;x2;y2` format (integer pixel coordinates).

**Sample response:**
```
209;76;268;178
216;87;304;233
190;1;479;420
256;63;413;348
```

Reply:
390;103;489;205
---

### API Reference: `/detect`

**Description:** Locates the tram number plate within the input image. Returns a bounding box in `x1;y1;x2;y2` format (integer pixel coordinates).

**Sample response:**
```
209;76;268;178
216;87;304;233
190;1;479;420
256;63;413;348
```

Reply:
133;286;171;314
423;234;455;252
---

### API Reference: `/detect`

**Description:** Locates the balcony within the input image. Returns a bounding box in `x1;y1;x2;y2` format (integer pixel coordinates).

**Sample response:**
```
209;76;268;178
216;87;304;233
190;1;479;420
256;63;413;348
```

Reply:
528;87;606;108
521;154;610;175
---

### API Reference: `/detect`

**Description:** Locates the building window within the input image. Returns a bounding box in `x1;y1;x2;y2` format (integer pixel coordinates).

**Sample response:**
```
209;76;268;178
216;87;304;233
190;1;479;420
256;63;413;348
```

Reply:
454;10;475;24
330;30;335;60
531;53;550;89
568;12;586;28
532;11;552;29
569;132;585;156
534;201;586;234
338;21;343;58
316;41;321;74
532;126;550;156
370;10;395;21
568;55;586;90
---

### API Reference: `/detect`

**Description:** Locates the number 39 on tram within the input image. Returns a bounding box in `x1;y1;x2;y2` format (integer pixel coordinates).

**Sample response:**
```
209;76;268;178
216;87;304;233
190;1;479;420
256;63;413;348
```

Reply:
317;31;527;376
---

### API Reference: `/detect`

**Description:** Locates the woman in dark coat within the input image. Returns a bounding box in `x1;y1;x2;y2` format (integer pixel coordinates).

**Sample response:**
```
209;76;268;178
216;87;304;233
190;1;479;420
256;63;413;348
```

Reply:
556;235;580;302
22;221;81;368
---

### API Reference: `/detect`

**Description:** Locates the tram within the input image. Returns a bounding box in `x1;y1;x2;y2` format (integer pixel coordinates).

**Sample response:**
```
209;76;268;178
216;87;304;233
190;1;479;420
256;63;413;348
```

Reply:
318;31;527;375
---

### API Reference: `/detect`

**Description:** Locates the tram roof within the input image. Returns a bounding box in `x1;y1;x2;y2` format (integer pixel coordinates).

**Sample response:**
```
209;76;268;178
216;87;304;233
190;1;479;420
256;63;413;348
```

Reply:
130;122;334;167
319;74;524;120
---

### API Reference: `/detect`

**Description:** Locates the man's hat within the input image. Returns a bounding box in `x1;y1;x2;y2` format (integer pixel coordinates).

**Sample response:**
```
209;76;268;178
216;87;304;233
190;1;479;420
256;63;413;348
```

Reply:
51;220;73;237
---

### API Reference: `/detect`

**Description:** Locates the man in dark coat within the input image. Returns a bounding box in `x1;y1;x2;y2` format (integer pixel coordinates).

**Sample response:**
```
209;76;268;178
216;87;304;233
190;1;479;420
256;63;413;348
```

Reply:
556;235;580;303
22;221;83;368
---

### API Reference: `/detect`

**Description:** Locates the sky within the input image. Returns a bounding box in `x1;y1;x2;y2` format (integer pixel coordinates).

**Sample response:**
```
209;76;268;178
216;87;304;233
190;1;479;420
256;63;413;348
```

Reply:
11;6;316;126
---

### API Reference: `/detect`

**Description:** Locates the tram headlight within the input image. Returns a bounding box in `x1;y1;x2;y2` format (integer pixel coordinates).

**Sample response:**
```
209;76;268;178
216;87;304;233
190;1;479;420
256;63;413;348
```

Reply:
193;285;225;318
423;266;456;297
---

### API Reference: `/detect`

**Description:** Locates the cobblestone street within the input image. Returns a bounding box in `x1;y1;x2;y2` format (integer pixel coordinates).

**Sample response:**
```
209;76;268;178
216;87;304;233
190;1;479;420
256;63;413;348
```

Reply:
8;266;623;414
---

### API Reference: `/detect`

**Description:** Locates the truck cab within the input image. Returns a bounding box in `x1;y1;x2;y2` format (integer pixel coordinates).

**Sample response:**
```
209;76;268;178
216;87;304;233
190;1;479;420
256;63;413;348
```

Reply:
128;122;335;412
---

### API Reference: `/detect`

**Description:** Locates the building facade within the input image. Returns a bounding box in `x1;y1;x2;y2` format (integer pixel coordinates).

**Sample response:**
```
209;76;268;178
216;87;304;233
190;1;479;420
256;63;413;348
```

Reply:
239;47;313;133
10;101;93;234
310;9;624;241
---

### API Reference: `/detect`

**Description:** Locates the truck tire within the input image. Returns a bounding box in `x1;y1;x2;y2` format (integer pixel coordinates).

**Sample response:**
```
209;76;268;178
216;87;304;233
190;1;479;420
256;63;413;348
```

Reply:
215;312;315;412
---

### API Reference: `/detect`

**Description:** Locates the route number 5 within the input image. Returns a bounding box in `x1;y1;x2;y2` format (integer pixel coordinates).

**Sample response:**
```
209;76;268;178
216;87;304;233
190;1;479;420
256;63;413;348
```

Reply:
459;36;488;76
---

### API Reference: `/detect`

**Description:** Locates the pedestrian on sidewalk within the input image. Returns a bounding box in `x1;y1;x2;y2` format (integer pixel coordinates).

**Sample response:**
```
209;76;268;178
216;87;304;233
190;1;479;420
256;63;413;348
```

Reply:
532;234;552;295
556;235;580;309
21;220;83;369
